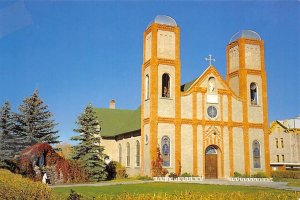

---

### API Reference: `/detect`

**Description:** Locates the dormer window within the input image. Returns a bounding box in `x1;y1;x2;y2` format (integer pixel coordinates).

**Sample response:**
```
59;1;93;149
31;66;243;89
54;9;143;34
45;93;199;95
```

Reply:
162;73;170;98
250;82;258;105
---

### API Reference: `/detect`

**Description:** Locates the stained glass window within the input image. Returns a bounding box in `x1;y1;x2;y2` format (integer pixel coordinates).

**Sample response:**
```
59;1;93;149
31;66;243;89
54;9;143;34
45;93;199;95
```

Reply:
136;140;140;167
206;146;217;154
253;140;261;168
161;136;170;166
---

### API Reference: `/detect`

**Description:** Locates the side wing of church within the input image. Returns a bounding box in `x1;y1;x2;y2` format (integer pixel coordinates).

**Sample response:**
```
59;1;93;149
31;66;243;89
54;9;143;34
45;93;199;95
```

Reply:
95;15;270;178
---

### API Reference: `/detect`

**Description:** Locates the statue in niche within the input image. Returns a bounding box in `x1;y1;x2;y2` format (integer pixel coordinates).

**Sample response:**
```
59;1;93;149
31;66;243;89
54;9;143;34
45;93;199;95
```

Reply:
208;77;216;93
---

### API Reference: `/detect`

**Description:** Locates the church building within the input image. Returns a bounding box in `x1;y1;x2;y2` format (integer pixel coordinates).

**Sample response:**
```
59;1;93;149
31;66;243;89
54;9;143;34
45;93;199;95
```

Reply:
95;15;270;178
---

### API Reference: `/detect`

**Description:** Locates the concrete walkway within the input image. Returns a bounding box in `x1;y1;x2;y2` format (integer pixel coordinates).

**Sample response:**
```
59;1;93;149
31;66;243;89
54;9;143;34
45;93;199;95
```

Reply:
49;179;300;192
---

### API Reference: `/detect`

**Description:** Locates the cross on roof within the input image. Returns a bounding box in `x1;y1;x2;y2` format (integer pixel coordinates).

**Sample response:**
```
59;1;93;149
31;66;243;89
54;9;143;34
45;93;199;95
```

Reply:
205;54;216;66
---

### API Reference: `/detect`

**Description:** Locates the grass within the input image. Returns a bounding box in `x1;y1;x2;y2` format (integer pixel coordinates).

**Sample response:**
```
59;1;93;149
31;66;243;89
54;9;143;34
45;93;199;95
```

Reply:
273;178;300;187
52;182;300;199
272;177;300;187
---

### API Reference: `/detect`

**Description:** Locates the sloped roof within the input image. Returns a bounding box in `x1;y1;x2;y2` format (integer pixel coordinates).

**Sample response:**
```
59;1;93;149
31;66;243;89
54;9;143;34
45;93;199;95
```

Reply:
181;78;197;92
94;106;141;137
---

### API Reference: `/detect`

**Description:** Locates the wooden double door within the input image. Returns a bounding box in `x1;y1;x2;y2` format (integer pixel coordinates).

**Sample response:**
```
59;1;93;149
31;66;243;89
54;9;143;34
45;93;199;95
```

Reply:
205;154;218;179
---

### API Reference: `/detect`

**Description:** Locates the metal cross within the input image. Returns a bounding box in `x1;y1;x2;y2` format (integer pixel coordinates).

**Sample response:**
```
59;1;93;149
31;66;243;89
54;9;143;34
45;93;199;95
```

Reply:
205;54;216;66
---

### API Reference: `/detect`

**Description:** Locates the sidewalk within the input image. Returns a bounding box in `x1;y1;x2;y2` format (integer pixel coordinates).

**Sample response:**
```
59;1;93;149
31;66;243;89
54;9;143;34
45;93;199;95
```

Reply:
49;179;300;192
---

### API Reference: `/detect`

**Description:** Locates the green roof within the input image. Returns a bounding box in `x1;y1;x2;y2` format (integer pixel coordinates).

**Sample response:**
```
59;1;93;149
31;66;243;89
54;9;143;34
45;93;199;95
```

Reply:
94;78;197;137
181;78;197;92
94;106;141;137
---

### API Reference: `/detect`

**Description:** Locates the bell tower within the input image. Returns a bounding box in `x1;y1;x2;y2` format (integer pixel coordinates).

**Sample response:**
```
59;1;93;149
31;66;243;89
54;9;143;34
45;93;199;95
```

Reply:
141;15;181;175
226;30;270;175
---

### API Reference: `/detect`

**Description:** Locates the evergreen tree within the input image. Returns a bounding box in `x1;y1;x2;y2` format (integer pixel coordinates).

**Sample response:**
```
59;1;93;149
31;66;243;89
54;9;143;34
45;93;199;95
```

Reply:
71;104;107;181
0;101;21;168
0;101;13;167
15;90;59;147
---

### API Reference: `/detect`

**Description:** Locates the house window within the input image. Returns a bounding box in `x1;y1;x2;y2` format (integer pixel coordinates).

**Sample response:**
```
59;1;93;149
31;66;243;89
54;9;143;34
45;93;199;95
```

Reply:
276;155;280;162
252;140;261;168
250;82;258;105
275;138;279;148
126;142;130;167
118;144;122;163
162;73;170;98
145;75;149;100
136;140;140;167
280;138;284;148
281;155;285;162
161;136;170;167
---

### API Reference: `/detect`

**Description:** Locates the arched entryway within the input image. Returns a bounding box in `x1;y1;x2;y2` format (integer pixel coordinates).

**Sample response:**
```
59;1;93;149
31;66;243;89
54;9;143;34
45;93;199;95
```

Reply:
205;145;218;179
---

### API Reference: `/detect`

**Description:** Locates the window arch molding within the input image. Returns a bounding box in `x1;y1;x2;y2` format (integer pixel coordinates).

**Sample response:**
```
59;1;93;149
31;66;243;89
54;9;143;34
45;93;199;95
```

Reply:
252;140;261;168
162;73;171;98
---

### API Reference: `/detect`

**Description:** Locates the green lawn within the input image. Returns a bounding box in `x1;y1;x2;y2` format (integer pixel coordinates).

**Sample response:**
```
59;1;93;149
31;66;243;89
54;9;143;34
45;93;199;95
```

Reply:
274;178;300;187
53;182;299;199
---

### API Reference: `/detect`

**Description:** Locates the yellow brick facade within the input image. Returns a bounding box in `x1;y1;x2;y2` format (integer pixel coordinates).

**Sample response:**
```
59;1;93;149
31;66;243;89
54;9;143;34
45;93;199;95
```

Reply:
102;16;270;179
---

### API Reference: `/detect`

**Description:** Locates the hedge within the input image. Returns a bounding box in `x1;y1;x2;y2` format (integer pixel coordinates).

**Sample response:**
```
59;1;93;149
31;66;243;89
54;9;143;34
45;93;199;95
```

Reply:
0;169;55;199
271;170;300;179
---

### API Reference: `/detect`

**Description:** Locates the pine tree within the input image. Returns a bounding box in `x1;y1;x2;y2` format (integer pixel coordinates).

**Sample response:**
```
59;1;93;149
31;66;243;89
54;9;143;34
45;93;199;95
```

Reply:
15;90;59;147
0;101;20;168
71;104;107;181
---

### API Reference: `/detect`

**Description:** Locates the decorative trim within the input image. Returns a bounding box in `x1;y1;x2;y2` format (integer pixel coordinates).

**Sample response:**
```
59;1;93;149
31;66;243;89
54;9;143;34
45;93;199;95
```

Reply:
153;176;204;182
228;177;273;182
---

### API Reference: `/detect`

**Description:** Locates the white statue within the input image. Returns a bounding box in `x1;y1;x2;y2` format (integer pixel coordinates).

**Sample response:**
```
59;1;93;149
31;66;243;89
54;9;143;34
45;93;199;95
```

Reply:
208;77;215;93
42;173;47;184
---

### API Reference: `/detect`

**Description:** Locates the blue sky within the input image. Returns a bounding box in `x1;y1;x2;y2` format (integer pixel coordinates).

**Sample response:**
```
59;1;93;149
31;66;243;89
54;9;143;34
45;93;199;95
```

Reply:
0;1;299;143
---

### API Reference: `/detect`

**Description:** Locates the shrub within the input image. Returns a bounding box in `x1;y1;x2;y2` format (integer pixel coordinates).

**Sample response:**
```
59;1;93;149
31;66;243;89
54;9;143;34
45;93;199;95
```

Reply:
251;171;267;178
181;172;192;177
14;143;88;183
136;175;153;180
67;160;89;183
271;170;300;179
106;161;117;180
233;171;242;177
116;162;127;179
169;172;178;179
151;147;168;177
68;189;82;200
0;169;55;199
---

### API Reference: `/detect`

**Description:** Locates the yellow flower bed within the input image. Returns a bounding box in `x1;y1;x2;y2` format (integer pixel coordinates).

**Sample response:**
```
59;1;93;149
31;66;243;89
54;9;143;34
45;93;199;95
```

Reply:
95;191;300;200
0;169;55;200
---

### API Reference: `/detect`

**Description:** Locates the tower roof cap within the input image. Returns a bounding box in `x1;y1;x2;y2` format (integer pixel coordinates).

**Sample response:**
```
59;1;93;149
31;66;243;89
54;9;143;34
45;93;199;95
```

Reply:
229;30;261;43
148;15;177;28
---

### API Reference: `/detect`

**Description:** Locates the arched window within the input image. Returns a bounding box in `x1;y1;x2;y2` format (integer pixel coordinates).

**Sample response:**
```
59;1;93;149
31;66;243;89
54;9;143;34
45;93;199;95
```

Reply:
162;73;170;98
161;136;170;166
136;140;140;167
205;146;217;154
118;144;122;163
250;83;258;105
253;140;261;168
145;75;149;100
126;142;130;167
